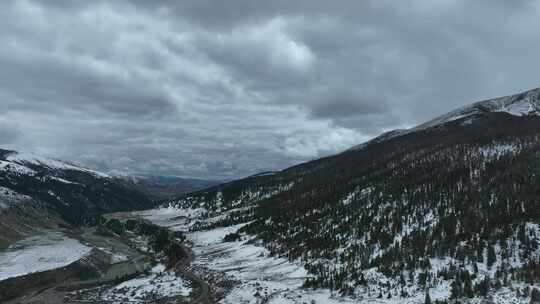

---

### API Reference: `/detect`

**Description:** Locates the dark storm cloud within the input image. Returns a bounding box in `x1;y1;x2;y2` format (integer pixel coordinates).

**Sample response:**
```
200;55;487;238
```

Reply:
0;52;175;116
1;0;539;178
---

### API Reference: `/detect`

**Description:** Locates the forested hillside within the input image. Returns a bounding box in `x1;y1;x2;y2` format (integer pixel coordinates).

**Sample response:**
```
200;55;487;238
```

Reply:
168;88;540;302
0;150;153;247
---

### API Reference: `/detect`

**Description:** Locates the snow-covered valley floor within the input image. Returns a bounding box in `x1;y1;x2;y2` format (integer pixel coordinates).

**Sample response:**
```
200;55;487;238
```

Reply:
189;224;357;304
100;263;192;303
138;207;360;304
0;231;91;281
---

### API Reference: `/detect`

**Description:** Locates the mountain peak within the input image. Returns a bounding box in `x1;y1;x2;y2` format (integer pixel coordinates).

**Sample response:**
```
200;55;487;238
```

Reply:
2;150;109;178
349;86;540;151
416;86;540;130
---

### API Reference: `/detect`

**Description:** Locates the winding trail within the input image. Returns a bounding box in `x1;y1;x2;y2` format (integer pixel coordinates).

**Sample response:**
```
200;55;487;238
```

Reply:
106;211;216;303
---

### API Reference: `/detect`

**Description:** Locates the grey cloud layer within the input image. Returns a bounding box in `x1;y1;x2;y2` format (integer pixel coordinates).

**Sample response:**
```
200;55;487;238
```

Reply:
1;0;539;178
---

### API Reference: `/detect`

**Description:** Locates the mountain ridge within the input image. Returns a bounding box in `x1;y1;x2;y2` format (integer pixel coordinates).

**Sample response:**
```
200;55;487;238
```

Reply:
349;86;540;151
113;174;222;201
165;86;540;302
0;148;154;248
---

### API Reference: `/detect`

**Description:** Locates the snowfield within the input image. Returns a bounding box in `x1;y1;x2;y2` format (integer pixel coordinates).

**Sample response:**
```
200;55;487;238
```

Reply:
140;208;361;304
189;224;359;304
102;263;191;303
0;231;91;281
137;206;538;304
135;206;205;229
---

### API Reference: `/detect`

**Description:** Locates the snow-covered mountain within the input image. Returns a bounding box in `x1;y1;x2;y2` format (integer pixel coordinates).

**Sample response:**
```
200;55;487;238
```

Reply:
350;87;540;151
166;86;540;303
0;149;153;248
2;150;110;178
4;87;540;302
416;86;540;129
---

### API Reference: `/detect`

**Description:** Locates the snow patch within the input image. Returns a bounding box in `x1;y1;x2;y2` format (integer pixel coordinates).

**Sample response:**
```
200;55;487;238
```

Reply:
0;232;91;281
478;143;517;159
102;263;191;303
0;186;31;209
142;207;361;304
0;160;36;175
6;151;109;178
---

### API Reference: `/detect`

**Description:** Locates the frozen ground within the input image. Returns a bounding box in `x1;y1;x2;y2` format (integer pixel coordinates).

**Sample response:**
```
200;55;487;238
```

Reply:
190;224;359;304
137;207;536;304
140;208;361;304
0;231;91;281
101;263;191;303
134;206;204;229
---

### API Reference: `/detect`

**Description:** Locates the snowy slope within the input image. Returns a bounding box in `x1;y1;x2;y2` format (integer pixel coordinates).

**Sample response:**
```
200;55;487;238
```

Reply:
0;159;36;176
139;207;362;304
0;148;153;235
0;186;31;209
415;87;540;130
165;96;540;303
349;87;540;150
5;151;109;178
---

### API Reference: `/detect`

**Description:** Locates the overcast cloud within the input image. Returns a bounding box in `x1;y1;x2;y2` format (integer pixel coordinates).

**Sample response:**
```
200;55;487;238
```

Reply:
1;0;540;179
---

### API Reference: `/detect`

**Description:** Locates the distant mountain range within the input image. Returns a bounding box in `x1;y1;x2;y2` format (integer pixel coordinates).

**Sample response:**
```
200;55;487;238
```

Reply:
0;149;217;249
0;149;153;248
114;174;223;201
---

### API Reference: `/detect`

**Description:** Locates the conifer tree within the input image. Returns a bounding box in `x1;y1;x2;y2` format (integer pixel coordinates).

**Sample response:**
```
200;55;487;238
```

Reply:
424;289;432;304
463;272;474;298
450;277;462;299
487;244;497;268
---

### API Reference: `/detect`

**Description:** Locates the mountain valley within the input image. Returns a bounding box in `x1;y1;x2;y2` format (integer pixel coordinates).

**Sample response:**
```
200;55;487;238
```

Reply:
3;88;540;303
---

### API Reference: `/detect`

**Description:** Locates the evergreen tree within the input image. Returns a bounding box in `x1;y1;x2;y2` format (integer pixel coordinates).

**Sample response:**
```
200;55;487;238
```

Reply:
463;272;474;298
487;244;497;268
477;276;490;297
424;289;432;304
450;277;462;299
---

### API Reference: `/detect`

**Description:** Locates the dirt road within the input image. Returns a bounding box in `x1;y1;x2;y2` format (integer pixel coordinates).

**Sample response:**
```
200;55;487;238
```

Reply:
173;242;214;304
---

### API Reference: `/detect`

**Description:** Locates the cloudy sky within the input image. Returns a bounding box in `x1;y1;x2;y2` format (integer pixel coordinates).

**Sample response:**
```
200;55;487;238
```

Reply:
1;0;540;179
